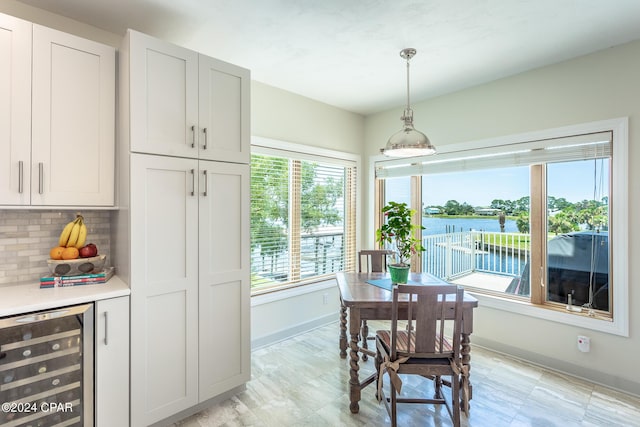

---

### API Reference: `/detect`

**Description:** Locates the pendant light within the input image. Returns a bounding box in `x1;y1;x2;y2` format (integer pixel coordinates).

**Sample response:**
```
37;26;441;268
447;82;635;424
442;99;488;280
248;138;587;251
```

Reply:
381;48;436;157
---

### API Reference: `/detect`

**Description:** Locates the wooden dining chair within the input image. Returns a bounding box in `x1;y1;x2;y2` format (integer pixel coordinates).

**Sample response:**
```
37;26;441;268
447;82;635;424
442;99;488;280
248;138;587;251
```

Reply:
358;249;393;274
357;249;393;360
375;283;465;427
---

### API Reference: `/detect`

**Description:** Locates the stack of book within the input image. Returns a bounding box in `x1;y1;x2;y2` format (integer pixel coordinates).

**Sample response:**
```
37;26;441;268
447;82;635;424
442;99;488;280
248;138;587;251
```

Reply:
40;266;115;288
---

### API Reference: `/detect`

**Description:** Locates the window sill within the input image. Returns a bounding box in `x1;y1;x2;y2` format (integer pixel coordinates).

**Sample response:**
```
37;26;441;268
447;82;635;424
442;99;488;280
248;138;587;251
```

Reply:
469;291;628;337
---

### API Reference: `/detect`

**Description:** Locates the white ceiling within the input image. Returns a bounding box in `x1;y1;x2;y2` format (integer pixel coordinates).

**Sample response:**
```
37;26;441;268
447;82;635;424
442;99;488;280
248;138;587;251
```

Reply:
17;0;640;115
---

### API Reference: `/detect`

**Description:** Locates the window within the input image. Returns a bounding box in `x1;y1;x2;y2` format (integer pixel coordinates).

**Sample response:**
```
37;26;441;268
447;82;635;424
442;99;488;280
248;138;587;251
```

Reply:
539;159;610;311
374;118;628;335
251;138;358;294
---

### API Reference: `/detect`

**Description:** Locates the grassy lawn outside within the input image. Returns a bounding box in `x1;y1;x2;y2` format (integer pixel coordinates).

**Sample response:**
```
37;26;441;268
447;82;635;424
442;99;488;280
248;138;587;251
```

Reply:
478;232;531;250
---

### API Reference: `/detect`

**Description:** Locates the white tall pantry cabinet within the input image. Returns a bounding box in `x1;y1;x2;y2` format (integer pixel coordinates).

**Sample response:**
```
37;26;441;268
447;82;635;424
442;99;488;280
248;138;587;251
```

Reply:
116;29;251;426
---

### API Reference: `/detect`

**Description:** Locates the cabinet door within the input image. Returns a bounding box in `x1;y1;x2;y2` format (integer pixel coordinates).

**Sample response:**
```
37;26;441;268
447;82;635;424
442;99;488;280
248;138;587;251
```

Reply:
198;55;250;164
128;30;199;158
31;25;115;206
0;14;31;205
95;296;130;427
130;154;199;426
198;161;250;401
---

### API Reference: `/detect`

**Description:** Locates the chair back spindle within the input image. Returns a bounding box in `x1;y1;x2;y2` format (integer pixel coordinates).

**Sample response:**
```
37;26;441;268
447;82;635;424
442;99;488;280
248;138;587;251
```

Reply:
390;284;463;360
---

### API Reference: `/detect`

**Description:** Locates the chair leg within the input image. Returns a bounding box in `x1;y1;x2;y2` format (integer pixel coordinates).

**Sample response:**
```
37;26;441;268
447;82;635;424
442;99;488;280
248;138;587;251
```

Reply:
361;320;369;361
390;380;397;427
374;351;382;400
451;373;461;427
434;375;443;399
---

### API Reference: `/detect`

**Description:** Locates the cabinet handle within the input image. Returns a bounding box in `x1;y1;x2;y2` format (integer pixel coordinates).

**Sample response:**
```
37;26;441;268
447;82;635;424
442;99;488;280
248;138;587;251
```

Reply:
191;125;196;148
203;170;208;197
18;161;23;194
104;311;108;345
190;169;195;196
203;127;208;150
38;162;44;194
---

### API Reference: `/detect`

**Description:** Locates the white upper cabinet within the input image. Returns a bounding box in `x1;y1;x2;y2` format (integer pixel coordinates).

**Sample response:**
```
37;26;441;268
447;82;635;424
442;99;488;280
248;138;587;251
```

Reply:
125;29;250;163
198;55;250;164
0;13;115;207
31;25;115;206
0;14;32;205
128;30;199;159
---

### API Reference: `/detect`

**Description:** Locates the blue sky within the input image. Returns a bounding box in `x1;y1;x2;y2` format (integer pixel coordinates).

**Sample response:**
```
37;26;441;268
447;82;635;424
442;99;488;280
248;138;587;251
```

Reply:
385;160;609;207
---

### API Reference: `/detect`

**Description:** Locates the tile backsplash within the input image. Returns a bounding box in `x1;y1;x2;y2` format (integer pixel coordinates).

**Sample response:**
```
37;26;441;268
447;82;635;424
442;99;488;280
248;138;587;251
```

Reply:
0;210;112;287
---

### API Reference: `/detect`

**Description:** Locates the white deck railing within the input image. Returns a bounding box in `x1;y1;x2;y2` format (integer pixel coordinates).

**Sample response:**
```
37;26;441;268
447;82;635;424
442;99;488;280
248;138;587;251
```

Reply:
422;231;530;281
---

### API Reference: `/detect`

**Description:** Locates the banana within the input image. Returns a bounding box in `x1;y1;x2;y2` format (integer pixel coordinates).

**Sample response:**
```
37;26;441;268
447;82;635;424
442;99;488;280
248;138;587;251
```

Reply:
74;219;87;248
66;220;81;248
58;220;76;246
58;214;87;248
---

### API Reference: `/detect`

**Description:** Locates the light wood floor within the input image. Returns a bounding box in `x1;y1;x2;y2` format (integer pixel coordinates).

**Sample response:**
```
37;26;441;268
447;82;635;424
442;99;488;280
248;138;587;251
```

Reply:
173;321;640;427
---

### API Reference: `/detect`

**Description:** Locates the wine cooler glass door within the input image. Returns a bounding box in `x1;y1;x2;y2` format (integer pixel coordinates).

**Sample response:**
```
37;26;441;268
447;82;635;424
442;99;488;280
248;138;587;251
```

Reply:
0;303;94;427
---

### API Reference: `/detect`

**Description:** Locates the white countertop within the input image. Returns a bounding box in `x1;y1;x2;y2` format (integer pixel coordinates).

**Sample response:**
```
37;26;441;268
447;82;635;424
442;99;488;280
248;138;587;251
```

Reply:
0;276;130;317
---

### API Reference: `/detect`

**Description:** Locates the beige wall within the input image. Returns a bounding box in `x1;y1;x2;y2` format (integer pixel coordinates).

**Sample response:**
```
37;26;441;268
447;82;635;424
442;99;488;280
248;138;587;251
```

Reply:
252;81;364;153
250;81;364;345
364;40;639;394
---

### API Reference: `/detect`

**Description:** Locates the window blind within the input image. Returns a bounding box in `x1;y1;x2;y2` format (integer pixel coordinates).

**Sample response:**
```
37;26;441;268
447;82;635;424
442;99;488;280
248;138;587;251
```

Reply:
250;154;291;289
251;147;357;292
376;131;612;179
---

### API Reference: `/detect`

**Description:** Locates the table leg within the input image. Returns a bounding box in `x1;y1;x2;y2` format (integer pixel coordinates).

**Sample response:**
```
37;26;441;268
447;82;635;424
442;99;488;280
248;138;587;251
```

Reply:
460;332;472;415
361;320;369;361
339;303;348;358
348;308;361;413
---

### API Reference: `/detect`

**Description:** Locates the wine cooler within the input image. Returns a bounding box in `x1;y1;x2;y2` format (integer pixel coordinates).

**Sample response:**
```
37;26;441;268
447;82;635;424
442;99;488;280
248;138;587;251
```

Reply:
0;304;94;427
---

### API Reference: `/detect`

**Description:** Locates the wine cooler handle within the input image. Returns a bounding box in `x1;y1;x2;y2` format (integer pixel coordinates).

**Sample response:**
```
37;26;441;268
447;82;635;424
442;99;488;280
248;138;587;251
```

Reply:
104;311;109;345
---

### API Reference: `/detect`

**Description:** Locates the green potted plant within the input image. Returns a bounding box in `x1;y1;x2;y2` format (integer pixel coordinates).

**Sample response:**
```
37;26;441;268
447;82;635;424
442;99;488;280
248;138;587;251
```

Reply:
375;201;425;284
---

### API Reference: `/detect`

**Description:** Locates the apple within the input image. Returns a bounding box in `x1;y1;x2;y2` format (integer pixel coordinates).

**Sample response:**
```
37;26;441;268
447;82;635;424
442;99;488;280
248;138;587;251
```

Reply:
79;243;98;258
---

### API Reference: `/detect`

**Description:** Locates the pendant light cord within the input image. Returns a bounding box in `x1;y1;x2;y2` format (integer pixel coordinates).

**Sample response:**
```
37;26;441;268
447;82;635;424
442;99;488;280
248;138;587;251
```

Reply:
405;56;411;113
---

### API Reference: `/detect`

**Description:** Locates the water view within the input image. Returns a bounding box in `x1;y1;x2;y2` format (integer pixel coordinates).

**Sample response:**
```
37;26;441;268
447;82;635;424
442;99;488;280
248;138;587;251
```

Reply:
419;216;528;292
422;216;518;235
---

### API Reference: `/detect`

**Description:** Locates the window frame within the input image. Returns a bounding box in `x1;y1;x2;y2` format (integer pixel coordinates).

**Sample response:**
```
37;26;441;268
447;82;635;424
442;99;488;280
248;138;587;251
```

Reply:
251;136;360;295
371;117;628;336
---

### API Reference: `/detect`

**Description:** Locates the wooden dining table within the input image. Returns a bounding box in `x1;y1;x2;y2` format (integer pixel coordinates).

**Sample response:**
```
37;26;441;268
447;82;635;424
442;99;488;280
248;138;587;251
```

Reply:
336;271;478;415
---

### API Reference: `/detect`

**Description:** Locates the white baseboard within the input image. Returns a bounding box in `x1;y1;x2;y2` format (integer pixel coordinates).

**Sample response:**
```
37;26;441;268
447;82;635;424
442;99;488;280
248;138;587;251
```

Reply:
473;336;640;398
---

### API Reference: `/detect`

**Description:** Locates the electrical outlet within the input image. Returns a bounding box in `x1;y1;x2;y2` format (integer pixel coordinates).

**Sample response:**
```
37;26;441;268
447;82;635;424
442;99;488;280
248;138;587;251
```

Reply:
577;335;590;352
323;293;329;305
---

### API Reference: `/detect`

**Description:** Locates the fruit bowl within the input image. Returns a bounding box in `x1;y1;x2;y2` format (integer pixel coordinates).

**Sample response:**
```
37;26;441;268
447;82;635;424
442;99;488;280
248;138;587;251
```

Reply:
46;254;107;277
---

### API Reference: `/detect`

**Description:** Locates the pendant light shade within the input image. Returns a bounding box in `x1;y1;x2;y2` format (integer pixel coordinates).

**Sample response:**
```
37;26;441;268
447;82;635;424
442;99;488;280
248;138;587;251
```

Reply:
381;48;436;158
